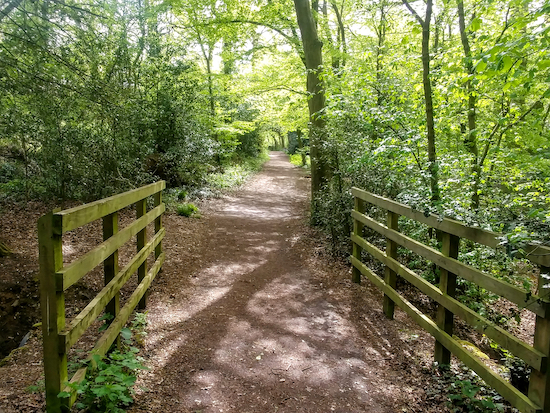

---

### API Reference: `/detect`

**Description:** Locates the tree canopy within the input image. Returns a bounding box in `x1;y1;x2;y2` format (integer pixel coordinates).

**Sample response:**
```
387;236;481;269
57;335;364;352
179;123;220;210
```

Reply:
0;0;549;246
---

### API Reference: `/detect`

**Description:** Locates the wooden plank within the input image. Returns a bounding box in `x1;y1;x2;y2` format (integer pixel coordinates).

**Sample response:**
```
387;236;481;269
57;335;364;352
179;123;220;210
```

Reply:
351;256;543;413
136;199;147;310
92;253;165;358
351;188;550;267
52;181;165;234
435;232;460;366
528;266;550;411
352;197;365;283
522;245;550;268
103;212;119;349
383;211;399;319
38;212;68;413
60;229;165;351
352;187;500;246
351;234;546;371
57;204;165;291
351;210;548;318
60;237;165;407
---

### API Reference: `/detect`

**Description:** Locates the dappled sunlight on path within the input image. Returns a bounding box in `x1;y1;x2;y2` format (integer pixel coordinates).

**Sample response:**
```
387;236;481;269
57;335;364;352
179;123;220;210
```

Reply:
129;152;431;413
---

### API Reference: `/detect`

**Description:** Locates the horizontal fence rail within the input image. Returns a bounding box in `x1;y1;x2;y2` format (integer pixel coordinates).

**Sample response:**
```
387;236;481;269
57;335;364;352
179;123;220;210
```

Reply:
39;181;166;412
350;187;550;413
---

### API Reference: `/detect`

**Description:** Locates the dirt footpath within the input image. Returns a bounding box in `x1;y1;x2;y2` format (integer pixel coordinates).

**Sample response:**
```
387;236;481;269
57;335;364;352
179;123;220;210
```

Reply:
129;152;438;413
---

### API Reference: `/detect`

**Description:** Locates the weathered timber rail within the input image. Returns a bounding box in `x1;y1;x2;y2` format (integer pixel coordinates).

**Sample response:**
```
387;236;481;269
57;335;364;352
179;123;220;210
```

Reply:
38;181;166;412
350;187;550;413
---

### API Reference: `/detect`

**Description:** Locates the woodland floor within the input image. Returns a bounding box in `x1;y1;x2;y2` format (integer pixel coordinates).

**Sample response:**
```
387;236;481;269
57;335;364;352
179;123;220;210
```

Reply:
1;152;473;412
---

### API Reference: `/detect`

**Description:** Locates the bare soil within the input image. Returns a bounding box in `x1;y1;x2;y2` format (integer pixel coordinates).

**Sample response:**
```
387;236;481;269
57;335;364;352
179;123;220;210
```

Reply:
126;152;441;413
0;152;454;412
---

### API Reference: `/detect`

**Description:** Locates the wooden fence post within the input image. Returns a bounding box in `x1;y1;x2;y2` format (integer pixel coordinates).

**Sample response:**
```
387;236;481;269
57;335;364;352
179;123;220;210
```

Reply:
103;211;120;347
136;199;147;310
352;196;365;283
383;211;399;319
38;212;67;412
434;232;460;366
154;191;162;261
528;266;550;411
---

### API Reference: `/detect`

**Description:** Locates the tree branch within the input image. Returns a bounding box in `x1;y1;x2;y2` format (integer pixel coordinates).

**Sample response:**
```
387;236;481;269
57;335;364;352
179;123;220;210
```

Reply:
254;86;308;95
479;89;550;167
401;0;424;26
0;0;23;23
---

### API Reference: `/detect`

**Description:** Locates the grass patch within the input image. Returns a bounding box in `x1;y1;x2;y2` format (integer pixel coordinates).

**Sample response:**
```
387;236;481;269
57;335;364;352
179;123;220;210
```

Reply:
206;152;269;190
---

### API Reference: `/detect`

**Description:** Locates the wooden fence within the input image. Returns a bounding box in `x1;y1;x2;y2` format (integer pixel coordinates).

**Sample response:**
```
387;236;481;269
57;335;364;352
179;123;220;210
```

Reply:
350;187;550;413
38;181;166;412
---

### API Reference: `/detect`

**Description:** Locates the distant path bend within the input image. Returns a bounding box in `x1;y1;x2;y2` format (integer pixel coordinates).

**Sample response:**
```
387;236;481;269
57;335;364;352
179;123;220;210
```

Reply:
130;151;430;413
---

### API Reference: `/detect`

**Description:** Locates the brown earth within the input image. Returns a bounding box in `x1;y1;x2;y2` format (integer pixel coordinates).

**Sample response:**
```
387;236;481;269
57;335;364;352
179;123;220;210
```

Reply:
0;152;458;412
126;152;442;413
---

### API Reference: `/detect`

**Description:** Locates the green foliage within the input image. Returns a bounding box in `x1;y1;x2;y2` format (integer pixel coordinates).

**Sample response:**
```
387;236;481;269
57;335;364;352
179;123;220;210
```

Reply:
58;313;148;413
206;152;269;189
447;379;504;413
428;365;508;413
505;357;531;395
25;380;44;394
177;190;188;201
59;349;145;413
0;0;268;203
289;153;310;168
177;202;199;217
131;311;148;347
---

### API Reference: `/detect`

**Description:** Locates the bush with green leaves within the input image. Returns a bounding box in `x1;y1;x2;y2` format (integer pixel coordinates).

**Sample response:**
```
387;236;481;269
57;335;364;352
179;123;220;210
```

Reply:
59;348;145;413
177;202;199;217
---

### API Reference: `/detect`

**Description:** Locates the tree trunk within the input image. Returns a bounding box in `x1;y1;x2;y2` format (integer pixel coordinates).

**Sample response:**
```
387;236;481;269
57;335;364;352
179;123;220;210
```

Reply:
331;2;346;68
375;1;388;106
403;0;440;205
457;0;480;210
422;0;439;205
293;0;330;203
297;128;307;166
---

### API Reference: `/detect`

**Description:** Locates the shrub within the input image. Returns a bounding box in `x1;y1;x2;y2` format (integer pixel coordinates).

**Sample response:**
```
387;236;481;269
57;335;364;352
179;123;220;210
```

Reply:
58;317;148;413
177;202;199;217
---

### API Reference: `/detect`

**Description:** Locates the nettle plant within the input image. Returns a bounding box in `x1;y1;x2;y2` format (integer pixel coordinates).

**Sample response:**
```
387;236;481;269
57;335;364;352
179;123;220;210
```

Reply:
58;314;148;413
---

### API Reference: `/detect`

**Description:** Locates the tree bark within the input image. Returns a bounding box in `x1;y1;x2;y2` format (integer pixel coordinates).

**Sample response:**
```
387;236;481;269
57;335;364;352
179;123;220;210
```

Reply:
293;0;330;201
402;0;440;205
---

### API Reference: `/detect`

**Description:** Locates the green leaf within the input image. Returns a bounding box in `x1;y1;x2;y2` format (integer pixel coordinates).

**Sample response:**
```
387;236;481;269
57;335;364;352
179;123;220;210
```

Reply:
475;60;487;72
469;17;482;32
538;60;550;70
120;327;132;340
501;55;513;73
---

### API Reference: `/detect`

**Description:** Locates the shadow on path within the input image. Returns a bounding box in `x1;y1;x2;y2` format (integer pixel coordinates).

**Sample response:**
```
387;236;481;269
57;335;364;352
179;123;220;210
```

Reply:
129;152;433;413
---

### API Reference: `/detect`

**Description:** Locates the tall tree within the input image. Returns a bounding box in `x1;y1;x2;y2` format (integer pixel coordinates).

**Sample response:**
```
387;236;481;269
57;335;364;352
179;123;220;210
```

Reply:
293;0;331;202
402;0;440;205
